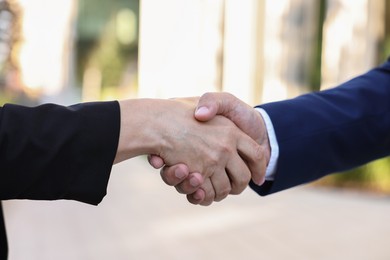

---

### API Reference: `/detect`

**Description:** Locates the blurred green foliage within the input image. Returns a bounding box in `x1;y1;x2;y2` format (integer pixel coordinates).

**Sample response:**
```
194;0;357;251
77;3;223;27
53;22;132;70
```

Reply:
76;0;139;92
0;92;12;105
86;17;137;88
311;1;390;193
317;158;390;194
308;0;326;92
0;0;24;105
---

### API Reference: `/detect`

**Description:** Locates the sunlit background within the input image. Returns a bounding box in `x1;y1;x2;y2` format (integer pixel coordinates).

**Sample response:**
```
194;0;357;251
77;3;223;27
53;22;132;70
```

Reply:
1;0;390;259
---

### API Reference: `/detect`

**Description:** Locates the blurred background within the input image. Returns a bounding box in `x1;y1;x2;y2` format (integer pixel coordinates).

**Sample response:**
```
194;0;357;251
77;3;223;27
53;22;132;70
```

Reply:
1;0;390;259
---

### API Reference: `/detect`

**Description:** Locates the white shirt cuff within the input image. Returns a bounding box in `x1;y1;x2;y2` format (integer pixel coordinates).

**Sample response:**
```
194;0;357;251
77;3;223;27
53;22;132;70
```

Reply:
255;108;279;181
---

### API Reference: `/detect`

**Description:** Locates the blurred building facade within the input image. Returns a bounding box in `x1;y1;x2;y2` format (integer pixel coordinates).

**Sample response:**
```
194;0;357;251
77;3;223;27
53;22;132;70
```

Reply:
139;0;387;105
0;0;140;104
0;0;388;105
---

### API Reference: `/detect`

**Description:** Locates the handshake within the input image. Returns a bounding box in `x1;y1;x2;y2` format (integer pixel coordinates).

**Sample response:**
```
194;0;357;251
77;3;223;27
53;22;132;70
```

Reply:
115;92;271;206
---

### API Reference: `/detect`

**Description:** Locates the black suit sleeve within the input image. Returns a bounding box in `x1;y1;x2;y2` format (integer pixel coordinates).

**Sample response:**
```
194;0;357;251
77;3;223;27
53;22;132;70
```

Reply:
0;101;120;205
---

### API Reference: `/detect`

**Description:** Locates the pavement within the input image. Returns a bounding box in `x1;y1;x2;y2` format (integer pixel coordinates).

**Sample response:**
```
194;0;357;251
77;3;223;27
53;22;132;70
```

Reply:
3;157;390;260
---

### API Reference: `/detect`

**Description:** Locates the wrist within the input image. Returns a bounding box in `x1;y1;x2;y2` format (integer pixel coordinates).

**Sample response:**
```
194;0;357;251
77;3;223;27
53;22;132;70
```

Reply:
114;99;164;163
261;129;271;167
255;107;279;180
254;109;271;166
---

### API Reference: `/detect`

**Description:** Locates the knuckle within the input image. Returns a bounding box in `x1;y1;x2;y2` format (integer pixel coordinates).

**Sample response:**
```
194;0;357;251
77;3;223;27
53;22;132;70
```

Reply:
176;180;197;194
229;171;250;195
215;142;233;159
202;92;213;99
215;186;230;202
220;145;232;156
224;92;233;99
230;183;246;195
199;92;213;105
160;170;173;186
205;156;219;174
210;154;220;165
187;194;200;205
204;190;215;203
160;166;182;185
236;177;250;194
253;144;264;162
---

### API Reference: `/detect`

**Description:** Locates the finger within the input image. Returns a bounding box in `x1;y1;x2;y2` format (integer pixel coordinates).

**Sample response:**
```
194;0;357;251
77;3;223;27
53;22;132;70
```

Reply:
196;93;263;144
174;172;204;194
189;179;215;206
195;92;236;122
160;164;190;186
236;134;267;186
186;188;205;205
199;179;216;206
225;153;251;195
209;169;231;202
194;92;220;121
148;154;165;169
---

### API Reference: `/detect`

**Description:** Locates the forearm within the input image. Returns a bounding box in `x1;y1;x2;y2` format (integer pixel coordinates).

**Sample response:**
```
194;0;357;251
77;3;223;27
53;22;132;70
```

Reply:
115;99;164;163
0;101;120;205
253;60;390;195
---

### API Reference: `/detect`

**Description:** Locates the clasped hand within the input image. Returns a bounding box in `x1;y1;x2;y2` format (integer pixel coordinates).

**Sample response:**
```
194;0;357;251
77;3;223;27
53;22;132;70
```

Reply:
148;93;270;206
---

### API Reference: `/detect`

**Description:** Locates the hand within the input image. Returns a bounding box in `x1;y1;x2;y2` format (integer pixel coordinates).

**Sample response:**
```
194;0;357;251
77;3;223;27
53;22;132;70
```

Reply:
195;92;269;156
118;97;264;205
192;92;271;203
147;159;207;204
150;93;271;205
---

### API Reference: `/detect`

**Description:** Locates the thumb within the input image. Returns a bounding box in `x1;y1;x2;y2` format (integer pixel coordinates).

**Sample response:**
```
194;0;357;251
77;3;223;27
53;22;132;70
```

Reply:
195;92;232;122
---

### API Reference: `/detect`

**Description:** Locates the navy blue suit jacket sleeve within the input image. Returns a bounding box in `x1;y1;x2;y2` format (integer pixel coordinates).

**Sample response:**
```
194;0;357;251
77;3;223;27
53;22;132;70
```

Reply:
0;101;120;205
250;60;390;196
